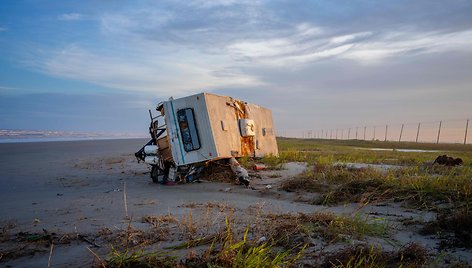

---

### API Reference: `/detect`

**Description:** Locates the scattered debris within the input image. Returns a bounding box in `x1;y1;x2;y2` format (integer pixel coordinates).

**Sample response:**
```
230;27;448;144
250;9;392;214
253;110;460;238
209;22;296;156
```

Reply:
256;236;266;244
78;234;100;248
433;155;463;166
229;157;250;186
253;164;267;170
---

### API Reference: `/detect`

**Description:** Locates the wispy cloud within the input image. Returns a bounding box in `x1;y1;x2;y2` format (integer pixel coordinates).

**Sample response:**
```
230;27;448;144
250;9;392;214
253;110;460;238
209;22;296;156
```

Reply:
17;3;472;97
188;0;263;8
227;25;472;66
58;13;84;21
341;30;472;63
35;45;262;95
3;0;472;134
0;86;17;90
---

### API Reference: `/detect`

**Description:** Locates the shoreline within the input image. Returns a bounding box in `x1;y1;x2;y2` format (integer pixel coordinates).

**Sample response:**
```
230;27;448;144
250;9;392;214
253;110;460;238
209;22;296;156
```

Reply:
0;136;148;144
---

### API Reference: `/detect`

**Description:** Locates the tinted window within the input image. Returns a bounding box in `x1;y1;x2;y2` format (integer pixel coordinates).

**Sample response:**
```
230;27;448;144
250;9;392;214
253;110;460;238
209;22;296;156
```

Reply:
177;108;201;152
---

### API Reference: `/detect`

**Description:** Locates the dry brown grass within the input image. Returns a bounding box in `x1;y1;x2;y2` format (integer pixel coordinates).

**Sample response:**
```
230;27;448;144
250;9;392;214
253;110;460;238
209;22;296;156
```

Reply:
263;212;389;248
321;242;429;268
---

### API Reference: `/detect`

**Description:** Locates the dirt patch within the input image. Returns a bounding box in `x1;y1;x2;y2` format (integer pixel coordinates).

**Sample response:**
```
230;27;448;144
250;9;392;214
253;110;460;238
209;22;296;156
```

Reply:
420;209;472;249
198;161;236;183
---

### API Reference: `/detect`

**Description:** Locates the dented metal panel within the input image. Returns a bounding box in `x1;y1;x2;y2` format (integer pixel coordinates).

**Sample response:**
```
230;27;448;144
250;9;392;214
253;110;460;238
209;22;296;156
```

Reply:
160;92;277;166
204;93;278;159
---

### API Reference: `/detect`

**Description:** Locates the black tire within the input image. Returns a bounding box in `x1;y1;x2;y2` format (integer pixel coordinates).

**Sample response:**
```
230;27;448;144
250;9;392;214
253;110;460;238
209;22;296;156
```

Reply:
150;164;167;184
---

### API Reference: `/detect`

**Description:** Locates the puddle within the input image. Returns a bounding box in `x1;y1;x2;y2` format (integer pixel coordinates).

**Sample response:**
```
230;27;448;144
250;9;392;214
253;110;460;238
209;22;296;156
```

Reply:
359;148;441;153
335;162;403;172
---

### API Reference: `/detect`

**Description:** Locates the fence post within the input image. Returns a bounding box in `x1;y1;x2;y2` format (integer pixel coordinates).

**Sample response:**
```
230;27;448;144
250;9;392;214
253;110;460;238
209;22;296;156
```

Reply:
348;128;351;140
330;129;332;139
356;127;358;140
373;126;376;141
416;123;421;143
437;121;442;144
465;119;469;145
363;126;366;140
399;124;404;142
385;125;388;142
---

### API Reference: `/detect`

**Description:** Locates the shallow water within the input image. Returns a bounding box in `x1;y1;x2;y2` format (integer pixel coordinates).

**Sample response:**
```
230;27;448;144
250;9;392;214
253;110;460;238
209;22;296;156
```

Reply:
360;147;442;153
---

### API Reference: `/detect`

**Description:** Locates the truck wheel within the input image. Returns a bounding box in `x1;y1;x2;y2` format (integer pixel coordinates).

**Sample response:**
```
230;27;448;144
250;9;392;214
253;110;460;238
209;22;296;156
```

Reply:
150;165;166;184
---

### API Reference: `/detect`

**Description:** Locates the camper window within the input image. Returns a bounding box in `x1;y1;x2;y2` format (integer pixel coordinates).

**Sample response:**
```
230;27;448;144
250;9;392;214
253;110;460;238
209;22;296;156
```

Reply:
177;108;201;152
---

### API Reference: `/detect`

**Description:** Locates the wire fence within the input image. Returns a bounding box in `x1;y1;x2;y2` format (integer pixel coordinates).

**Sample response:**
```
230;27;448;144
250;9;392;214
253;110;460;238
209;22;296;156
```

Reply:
293;118;471;144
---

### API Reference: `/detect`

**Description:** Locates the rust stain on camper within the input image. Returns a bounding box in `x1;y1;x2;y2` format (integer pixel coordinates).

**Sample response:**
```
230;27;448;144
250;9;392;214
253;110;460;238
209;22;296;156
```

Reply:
229;99;255;157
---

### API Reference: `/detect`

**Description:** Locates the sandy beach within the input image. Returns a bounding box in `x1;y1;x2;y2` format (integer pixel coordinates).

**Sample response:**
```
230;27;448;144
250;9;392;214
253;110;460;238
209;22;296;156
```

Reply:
1;139;471;267
0;139;314;266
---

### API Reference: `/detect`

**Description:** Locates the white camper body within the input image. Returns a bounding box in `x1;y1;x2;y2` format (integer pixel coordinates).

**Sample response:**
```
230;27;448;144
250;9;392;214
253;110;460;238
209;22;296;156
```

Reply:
162;92;278;166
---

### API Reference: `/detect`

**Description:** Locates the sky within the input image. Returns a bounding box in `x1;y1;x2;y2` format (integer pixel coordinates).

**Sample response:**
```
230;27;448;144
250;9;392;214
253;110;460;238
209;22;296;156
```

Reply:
1;0;472;140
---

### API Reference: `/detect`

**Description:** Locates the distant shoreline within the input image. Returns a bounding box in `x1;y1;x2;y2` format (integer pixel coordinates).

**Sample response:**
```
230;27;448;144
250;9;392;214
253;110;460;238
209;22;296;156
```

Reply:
0;129;147;143
0;136;148;144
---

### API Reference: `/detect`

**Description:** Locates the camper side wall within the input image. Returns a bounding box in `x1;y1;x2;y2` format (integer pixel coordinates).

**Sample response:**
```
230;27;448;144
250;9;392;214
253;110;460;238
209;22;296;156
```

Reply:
246;103;278;157
205;94;278;158
204;94;242;158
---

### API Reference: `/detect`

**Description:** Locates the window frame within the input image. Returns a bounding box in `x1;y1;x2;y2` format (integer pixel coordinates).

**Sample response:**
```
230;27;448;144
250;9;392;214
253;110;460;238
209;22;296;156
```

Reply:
176;108;201;152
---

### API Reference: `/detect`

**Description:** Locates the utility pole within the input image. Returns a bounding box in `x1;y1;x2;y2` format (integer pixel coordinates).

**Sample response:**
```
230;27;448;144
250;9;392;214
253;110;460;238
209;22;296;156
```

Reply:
437;121;442;144
385;125;388;142
465;119;469;145
399;124;404;142
348;128;351;140
373;126;376;141
416;123;421;143
355;127;358;140
363;126;366;140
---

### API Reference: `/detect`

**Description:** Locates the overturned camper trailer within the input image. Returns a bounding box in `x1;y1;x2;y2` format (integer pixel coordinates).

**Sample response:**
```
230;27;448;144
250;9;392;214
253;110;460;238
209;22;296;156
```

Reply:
135;92;278;184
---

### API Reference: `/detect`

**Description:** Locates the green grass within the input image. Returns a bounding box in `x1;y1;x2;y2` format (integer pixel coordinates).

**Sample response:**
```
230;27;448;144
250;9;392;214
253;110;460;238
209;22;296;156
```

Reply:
266;212;389;246
274;138;472;210
277;137;472;152
216;226;305;268
281;164;472;209
272;137;472;166
105;247;176;268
